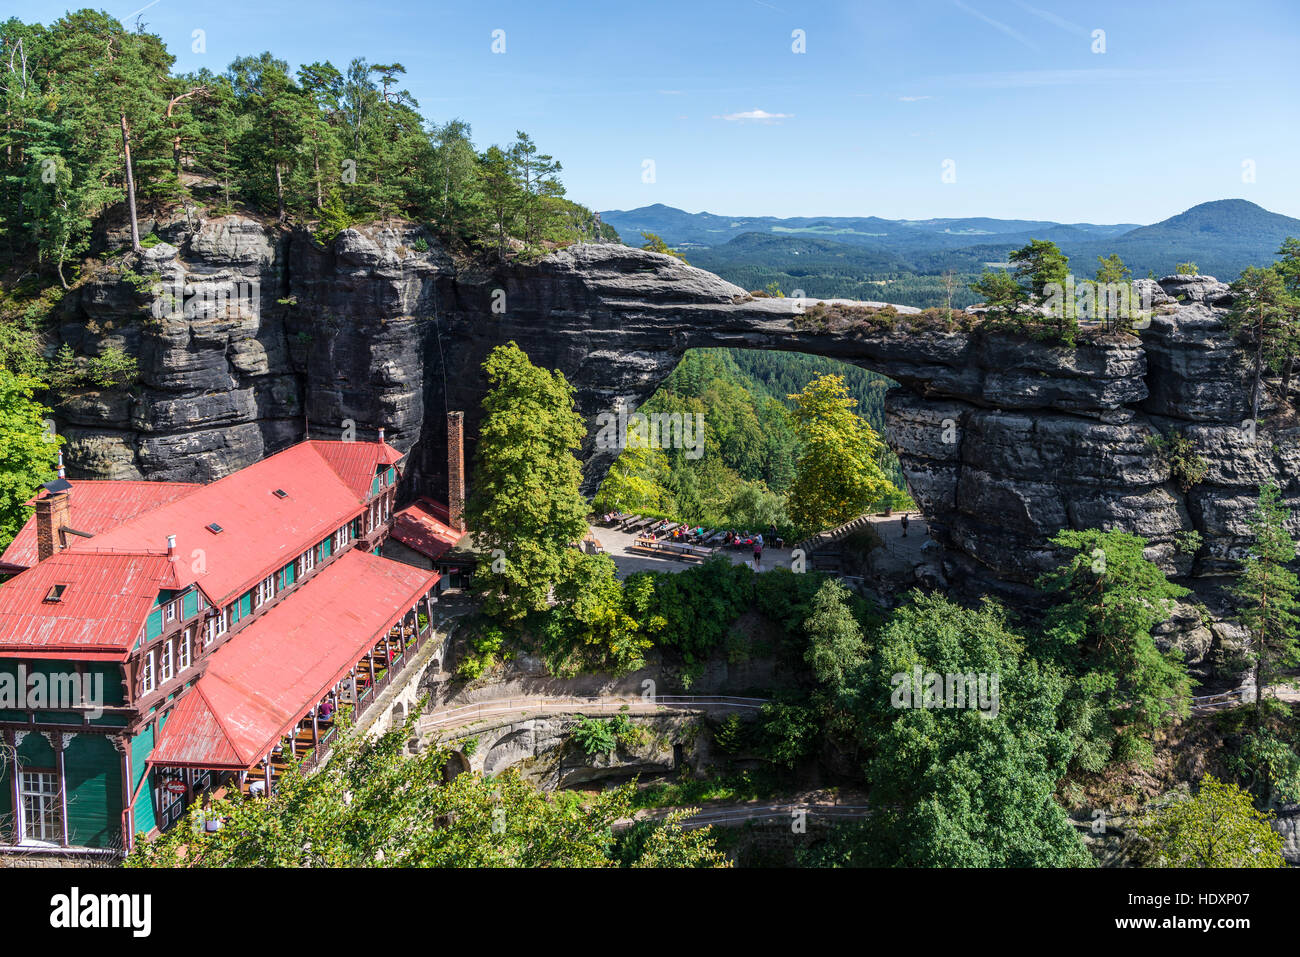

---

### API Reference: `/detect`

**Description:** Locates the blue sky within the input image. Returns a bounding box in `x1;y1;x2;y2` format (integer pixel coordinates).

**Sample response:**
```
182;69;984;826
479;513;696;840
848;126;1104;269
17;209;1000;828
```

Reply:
26;0;1300;223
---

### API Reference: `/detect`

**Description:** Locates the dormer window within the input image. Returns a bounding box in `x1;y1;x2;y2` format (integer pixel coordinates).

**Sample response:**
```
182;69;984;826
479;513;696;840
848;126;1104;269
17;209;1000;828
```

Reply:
43;584;67;603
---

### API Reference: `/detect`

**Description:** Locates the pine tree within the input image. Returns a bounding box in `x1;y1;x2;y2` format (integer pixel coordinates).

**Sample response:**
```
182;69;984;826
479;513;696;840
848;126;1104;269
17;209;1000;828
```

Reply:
1223;265;1295;423
1233;480;1300;718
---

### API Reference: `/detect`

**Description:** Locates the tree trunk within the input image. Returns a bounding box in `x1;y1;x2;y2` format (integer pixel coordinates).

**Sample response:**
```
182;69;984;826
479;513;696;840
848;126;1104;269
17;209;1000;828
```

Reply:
120;112;141;254
275;162;286;224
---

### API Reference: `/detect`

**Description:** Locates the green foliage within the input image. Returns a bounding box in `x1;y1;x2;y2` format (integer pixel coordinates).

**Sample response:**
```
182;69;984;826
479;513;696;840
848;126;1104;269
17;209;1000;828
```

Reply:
1147;430;1209;492
1037;529;1192;770
1233;480;1300;714
848;593;1091;867
1131;775;1286;868
1222;264;1298;421
466;342;590;624
1174;261;1200;275
537;552;653;676
802;579;868;692
634;557;753;665
456;624;505;681
753;697;822;769
125;715;727;867
787;373;890;534
639;231;687;263
0;370;61;552
570;715;620;756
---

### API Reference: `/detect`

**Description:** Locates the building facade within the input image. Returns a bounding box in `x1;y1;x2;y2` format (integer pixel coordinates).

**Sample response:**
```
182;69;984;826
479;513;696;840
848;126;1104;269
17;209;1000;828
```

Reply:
0;437;440;857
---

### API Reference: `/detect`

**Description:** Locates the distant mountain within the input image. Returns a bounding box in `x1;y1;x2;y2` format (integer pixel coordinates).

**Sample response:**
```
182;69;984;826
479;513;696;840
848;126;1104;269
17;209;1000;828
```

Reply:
599;202;1139;252
1072;199;1300;277
604;200;1300;286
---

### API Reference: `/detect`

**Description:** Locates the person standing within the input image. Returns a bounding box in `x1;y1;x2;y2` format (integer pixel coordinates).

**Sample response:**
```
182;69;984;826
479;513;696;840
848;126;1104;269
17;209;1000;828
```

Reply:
901;512;910;537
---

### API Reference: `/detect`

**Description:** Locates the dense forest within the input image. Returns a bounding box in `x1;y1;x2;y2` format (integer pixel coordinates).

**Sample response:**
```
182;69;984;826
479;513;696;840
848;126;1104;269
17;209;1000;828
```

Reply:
593;348;910;538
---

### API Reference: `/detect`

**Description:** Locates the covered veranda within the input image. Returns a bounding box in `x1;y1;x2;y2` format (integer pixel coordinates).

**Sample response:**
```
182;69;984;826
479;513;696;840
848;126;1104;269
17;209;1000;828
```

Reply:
146;550;440;826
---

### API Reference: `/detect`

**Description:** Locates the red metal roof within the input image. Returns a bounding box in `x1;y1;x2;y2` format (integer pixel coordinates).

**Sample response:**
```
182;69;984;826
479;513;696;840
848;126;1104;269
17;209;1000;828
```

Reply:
148;550;438;770
1;480;201;570
66;443;376;607
0;552;179;658
310;440;403;499
391;498;462;562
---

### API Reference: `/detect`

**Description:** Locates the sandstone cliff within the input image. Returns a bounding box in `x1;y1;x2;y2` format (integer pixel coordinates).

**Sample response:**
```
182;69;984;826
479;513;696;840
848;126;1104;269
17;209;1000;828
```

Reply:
50;215;1294;633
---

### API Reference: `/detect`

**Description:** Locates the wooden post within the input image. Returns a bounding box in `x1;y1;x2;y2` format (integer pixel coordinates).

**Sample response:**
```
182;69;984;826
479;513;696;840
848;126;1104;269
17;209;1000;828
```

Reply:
263;759;271;794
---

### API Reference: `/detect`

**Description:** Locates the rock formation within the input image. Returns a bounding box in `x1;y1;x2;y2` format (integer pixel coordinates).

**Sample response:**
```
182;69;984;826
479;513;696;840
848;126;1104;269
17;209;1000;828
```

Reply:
51;214;1295;639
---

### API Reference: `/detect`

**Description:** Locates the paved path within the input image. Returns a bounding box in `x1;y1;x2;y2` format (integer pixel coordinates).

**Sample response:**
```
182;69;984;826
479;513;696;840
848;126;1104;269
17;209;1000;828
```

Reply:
619;796;874;831
418;694;768;734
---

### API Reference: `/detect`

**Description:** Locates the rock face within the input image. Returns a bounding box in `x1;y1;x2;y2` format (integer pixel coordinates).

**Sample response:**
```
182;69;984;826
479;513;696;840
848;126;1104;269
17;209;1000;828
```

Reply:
54;215;1296;615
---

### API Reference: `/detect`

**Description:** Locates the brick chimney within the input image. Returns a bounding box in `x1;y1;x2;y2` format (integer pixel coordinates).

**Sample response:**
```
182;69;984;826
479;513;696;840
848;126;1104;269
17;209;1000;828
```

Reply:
447;411;466;532
35;489;71;563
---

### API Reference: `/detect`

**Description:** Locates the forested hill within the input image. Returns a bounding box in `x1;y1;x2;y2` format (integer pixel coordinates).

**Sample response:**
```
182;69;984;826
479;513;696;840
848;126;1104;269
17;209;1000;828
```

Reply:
0;11;616;301
611;200;1300;306
594;348;906;537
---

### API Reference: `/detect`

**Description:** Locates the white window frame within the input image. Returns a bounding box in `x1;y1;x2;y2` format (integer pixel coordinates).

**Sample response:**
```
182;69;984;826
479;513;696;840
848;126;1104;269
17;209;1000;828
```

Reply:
161;639;174;682
19;772;61;844
179;628;192;671
165;600;176;623
256;575;275;608
205;608;227;647
299;547;316;578
142;650;157;694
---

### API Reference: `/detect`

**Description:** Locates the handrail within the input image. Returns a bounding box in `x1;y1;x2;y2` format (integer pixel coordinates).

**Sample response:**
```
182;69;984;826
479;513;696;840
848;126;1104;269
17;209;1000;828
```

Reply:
420;694;768;730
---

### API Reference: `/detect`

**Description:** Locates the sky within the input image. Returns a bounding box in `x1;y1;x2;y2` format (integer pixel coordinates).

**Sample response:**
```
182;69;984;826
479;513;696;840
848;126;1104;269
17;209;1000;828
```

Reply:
24;0;1300;224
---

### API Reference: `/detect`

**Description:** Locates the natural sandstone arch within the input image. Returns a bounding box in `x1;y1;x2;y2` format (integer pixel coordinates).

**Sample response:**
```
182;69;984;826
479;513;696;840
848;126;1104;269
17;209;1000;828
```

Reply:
53;217;1270;595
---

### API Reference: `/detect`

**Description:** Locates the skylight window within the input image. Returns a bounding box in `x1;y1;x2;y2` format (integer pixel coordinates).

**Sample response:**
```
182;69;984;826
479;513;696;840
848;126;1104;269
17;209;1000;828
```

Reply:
44;584;67;603
272;489;288;498
206;523;224;534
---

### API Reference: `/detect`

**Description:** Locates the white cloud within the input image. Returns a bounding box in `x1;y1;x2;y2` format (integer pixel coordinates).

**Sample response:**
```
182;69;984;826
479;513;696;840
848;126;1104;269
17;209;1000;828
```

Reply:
715;108;793;123
898;95;932;102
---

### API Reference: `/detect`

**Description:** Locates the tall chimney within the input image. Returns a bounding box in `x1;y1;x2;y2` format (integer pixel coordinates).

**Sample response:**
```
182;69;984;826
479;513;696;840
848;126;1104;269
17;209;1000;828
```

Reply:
447;411;466;532
378;426;386;445
35;489;71;563
167;535;177;561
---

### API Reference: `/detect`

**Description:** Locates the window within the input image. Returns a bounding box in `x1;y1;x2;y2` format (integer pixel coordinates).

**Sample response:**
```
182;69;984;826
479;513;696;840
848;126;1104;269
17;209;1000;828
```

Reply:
20;772;61;844
256;575;275;607
205;609;226;647
142;650;157;694
383;493;391;521
44;584;67;603
298;547;316;578
161;640;175;682
179;628;192;671
335;523;350;550
165;600;176;623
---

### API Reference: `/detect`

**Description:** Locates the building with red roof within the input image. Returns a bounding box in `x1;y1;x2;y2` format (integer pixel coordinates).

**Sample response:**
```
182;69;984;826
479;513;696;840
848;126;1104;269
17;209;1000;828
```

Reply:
0;436;442;856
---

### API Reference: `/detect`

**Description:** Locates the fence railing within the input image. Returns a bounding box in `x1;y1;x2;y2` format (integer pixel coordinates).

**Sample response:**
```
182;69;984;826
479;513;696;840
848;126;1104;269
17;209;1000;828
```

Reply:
420;695;768;731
